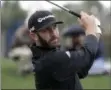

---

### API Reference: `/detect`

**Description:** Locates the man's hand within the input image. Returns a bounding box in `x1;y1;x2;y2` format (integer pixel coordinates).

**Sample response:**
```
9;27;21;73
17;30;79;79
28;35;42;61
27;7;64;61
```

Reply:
78;11;97;37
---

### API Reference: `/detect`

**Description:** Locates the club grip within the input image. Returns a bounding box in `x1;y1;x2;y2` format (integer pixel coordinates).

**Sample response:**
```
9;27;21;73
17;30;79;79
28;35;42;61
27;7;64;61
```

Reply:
69;10;81;18
69;10;101;29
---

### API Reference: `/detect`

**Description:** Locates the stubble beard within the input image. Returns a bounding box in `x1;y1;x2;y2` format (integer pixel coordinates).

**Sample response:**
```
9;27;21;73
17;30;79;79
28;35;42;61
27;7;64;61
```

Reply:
37;33;60;49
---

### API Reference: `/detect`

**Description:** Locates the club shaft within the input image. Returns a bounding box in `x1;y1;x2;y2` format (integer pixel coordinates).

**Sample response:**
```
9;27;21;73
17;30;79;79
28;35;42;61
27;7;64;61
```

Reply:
46;0;81;18
46;0;70;12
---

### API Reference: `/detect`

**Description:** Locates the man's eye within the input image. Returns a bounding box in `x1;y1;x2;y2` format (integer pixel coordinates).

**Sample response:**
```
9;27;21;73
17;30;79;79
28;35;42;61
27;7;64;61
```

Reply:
49;24;57;30
41;29;47;33
53;24;57;29
45;24;57;30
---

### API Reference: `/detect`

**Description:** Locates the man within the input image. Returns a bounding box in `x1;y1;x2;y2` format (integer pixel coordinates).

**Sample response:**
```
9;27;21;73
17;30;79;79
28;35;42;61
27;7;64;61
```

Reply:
28;10;100;90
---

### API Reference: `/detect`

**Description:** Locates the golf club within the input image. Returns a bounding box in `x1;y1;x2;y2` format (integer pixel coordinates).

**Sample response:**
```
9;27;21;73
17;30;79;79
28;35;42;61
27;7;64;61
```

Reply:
45;0;81;18
45;0;101;28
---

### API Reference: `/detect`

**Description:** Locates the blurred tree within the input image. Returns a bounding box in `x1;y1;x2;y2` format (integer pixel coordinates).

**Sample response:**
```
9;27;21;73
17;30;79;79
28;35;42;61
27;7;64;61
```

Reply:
81;1;110;33
82;1;103;16
1;1;27;32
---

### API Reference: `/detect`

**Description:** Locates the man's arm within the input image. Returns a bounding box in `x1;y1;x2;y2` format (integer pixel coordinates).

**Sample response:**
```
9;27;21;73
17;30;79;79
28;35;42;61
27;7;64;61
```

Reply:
77;16;102;78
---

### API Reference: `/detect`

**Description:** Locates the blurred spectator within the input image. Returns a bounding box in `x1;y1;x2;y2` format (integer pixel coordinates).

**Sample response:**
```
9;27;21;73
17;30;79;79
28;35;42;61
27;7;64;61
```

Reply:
8;25;34;76
11;25;33;48
63;25;107;75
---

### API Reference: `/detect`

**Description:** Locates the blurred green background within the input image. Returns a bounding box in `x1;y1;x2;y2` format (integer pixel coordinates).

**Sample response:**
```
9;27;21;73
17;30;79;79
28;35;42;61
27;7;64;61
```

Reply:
1;58;111;89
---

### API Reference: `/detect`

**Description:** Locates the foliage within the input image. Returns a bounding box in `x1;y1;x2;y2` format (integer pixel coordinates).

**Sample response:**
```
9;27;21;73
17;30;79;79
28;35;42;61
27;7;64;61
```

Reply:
1;1;27;32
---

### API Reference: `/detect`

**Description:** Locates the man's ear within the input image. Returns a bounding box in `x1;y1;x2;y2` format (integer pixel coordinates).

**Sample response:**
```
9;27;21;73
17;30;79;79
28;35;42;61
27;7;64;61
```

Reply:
29;32;38;41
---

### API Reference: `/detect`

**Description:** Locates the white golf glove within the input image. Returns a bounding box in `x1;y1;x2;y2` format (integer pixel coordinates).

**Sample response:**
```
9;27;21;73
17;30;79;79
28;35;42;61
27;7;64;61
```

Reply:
94;17;102;35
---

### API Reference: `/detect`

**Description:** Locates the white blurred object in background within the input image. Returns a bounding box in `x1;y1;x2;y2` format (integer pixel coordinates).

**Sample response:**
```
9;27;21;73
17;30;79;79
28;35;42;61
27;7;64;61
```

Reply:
8;45;33;76
88;58;111;75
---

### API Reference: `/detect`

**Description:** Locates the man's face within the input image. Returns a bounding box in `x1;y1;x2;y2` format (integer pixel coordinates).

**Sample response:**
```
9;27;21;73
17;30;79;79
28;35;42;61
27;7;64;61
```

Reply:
31;24;60;48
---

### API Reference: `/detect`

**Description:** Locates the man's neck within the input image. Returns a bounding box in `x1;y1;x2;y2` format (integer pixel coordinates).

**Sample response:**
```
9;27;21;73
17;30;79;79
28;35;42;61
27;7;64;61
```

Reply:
34;43;59;51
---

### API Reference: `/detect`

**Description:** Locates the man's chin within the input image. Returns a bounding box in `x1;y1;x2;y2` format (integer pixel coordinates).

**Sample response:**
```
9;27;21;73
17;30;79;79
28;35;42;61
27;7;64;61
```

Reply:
50;43;60;48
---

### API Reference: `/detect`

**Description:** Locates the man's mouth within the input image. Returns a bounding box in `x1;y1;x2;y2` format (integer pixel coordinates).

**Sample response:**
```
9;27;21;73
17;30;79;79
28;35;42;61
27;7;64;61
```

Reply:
50;39;58;43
